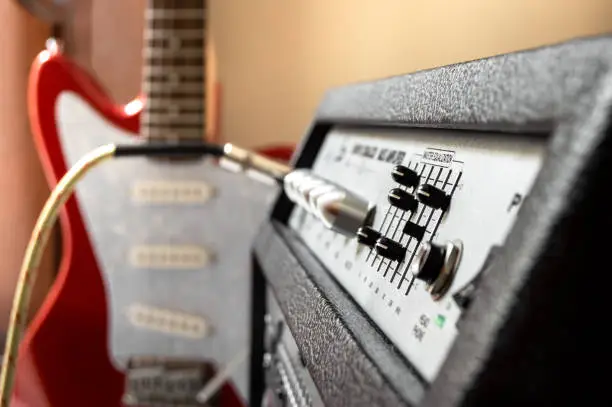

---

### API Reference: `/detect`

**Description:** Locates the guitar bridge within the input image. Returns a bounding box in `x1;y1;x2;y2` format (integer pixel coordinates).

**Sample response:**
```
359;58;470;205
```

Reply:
122;357;219;406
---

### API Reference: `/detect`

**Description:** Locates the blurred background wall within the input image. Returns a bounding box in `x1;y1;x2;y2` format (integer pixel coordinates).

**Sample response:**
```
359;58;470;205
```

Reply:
2;0;612;326
92;0;612;147
0;0;54;327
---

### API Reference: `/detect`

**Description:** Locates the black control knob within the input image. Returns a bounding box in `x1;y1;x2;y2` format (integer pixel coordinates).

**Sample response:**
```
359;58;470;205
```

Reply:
388;188;418;212
416;184;450;211
356;226;381;247
411;242;446;284
392;165;419;188
375;237;406;262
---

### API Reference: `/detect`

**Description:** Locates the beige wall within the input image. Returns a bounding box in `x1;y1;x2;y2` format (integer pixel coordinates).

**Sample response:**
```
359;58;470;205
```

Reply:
211;0;612;147
92;0;612;147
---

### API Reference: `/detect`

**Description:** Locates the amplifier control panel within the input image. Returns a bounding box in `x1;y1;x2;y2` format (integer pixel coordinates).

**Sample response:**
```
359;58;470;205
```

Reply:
288;126;545;381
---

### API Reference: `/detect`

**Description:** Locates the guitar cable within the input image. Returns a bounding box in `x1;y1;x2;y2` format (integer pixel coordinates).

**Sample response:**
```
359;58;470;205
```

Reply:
0;140;372;405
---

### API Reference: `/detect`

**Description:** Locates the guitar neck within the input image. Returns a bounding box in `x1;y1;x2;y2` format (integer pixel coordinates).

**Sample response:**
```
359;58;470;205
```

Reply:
141;0;207;143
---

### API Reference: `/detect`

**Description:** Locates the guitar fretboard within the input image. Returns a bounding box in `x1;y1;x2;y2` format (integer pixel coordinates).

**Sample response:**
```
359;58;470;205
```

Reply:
141;0;206;142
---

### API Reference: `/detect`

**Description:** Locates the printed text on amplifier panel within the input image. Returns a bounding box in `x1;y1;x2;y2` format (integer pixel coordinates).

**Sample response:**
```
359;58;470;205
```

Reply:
288;127;545;381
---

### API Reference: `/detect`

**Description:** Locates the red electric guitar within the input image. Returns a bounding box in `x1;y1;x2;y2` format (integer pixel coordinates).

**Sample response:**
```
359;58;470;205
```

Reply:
11;1;293;406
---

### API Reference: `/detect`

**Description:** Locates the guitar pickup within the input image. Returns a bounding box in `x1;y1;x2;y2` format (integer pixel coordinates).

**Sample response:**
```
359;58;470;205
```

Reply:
129;245;213;270
132;180;215;204
126;303;210;339
123;357;217;406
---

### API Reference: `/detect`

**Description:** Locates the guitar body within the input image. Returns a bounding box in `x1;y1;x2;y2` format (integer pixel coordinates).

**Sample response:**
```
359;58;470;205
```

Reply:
14;46;290;407
13;46;133;407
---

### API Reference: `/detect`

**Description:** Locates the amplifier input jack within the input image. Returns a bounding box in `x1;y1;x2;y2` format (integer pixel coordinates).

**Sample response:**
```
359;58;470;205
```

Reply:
411;240;463;301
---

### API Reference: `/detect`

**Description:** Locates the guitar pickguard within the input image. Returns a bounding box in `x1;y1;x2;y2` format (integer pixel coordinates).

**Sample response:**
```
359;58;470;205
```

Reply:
55;91;274;401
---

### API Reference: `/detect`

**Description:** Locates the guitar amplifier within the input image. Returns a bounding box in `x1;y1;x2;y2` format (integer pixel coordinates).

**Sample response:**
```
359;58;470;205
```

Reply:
249;35;612;407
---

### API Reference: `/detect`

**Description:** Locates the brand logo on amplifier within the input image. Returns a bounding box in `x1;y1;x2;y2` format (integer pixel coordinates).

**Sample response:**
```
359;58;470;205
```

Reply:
352;143;405;164
422;148;455;167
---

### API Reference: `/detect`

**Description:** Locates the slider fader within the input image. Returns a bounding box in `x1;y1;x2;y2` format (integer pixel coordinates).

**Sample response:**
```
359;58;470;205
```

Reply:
361;156;462;298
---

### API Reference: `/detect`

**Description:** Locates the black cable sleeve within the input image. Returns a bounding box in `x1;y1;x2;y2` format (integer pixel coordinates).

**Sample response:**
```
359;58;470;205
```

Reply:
114;142;225;158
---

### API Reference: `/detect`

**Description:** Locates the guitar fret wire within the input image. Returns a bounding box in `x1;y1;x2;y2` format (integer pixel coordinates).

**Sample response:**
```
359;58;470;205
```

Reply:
142;106;204;114
145;65;205;75
144;119;204;127
143;48;204;58
141;107;205;118
143;124;205;131
143;133;204;140
144;130;204;141
146;99;204;109
146;71;204;78
145;66;204;72
145;81;204;88
146;76;204;83
151;0;207;6
141;113;204;125
144;128;203;135
143;82;204;93
146;107;204;114
145;101;204;108
146;38;204;47
146;95;205;103
145;9;205;19
146;58;204;65
142;124;202;130
144;124;204;132
146;89;203;96
146;124;204;131
144;29;205;39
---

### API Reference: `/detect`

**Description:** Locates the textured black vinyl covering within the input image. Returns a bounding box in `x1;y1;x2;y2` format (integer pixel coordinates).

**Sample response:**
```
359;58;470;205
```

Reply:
256;34;612;406
314;35;612;131
254;223;421;407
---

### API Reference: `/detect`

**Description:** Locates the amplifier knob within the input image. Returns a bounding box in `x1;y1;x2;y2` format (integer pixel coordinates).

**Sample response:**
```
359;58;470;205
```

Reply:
388;188;418;212
391;165;419;188
356;226;381;247
375;237;406;262
411;241;462;300
416;184;450;211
